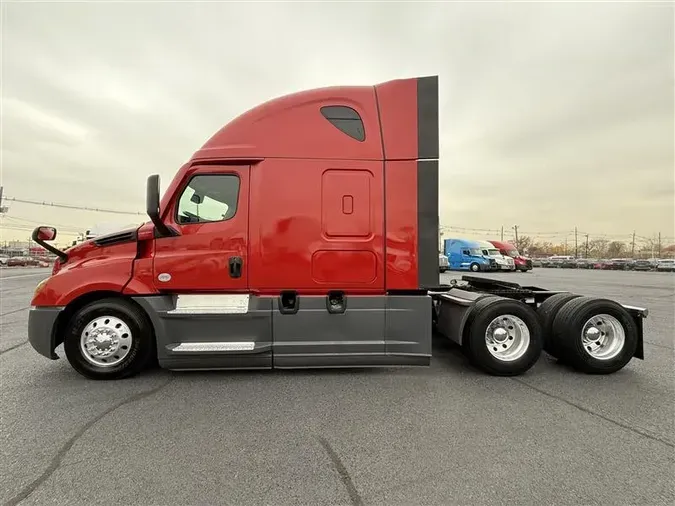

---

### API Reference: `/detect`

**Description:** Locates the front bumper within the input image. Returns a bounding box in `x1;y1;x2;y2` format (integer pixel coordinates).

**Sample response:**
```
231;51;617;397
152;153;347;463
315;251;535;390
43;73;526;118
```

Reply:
28;306;64;360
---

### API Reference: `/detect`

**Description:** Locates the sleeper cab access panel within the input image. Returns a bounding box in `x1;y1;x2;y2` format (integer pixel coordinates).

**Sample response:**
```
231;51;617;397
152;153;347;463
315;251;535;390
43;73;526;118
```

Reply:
131;293;432;370
247;158;386;293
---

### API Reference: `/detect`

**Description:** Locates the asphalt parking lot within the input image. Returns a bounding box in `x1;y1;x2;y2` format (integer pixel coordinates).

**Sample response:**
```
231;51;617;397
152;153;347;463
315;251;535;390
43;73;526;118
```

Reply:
1;267;673;506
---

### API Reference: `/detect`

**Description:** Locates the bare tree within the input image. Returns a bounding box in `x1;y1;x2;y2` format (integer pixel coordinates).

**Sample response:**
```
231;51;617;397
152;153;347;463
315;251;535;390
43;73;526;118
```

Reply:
606;241;627;258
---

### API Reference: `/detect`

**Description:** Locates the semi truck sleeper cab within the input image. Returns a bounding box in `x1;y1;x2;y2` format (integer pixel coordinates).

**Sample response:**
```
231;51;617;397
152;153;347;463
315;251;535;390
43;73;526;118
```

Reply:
28;75;648;380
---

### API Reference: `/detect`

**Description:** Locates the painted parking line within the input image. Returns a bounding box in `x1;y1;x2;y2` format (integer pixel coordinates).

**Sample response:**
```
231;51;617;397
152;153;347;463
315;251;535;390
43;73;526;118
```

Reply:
0;272;50;281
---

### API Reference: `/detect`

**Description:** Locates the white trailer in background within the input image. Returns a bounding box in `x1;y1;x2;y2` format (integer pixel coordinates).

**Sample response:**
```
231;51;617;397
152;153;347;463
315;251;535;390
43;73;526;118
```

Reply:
71;222;140;246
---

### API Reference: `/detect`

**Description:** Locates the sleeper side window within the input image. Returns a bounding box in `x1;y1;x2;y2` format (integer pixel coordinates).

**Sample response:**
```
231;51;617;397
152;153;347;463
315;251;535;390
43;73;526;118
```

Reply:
176;174;240;224
320;106;366;142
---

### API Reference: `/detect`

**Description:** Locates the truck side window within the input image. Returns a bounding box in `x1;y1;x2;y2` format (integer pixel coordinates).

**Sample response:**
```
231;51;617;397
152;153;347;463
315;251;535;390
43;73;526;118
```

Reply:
462;249;470;255
176;174;240;224
320;106;365;142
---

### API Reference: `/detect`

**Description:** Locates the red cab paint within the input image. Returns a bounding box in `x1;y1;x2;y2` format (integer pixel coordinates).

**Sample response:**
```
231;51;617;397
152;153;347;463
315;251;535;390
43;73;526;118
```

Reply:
488;240;533;272
32;76;439;307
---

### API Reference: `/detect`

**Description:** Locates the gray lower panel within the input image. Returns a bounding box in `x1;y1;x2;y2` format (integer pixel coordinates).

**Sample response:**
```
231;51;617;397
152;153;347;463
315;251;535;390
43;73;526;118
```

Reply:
385;295;432;362
134;294;432;370
273;295;386;367
28;306;65;360
273;295;431;368
132;295;273;370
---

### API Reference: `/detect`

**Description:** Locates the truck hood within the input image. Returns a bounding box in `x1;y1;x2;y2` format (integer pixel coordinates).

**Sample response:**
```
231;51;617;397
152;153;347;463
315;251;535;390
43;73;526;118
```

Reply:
65;226;140;255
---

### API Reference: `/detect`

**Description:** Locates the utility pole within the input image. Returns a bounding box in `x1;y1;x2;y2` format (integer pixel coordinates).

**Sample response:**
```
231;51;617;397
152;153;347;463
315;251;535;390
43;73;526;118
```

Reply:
631;231;636;258
574;227;578;258
512;225;519;248
564;237;568;255
658;232;661;258
0;186;7;214
585;234;589;258
501;226;504;241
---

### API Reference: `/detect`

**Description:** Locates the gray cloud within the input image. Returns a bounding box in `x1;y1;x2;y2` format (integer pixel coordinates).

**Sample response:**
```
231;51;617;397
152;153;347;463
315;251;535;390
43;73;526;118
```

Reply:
2;1;673;245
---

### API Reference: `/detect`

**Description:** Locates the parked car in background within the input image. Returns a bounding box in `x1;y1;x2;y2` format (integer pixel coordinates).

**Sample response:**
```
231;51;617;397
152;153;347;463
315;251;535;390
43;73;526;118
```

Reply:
488;240;533;272
561;257;577;268
439;253;449;273
548;255;574;268
0;255;8;267
7;256;27;267
656;259;675;272
575;258;596;269
633;259;657;271
607;258;631;270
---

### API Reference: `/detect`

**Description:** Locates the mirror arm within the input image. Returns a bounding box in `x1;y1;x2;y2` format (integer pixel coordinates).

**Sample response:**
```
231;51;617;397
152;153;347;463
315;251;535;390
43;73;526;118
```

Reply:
31;227;68;262
146;174;178;238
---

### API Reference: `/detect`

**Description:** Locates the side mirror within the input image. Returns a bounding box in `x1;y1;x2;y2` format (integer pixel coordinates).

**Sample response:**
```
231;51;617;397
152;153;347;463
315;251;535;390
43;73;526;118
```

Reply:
146;174;174;237
36;226;57;241
31;226;67;261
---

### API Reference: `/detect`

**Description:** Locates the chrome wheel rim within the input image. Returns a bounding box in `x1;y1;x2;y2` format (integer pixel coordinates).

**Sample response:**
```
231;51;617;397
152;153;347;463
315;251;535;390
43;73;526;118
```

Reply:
80;316;132;367
485;314;530;362
580;314;625;360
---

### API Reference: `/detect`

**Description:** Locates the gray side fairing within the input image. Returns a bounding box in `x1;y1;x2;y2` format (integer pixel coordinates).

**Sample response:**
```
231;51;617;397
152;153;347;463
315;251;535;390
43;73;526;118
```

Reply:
433;289;492;346
132;295;273;370
132;294;432;371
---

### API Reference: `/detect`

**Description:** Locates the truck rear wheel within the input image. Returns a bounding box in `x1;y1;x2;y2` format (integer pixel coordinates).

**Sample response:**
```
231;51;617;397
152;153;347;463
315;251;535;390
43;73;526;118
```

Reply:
537;292;581;358
463;297;543;376
551;297;638;374
63;298;155;380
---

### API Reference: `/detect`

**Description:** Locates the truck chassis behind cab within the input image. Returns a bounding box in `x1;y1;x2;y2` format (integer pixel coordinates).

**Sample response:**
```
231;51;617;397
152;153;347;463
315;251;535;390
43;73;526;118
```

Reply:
28;75;648;380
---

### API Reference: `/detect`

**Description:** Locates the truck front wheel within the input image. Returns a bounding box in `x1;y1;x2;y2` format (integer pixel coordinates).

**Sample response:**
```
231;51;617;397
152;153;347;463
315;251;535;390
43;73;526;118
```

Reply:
551;297;638;374
470;263;480;272
63;298;155;380
463;297;543;376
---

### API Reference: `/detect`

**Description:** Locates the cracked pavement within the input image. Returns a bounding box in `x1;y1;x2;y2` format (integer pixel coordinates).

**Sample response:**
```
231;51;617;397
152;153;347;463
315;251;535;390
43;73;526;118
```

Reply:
1;267;674;505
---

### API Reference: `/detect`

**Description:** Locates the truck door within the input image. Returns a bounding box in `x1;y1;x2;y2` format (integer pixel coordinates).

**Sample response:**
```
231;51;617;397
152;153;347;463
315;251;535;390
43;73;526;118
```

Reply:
150;165;272;371
153;165;249;292
461;249;471;268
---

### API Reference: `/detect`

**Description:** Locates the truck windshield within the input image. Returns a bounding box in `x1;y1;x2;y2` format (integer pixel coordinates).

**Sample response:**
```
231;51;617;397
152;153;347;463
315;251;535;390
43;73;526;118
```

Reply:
507;249;519;257
485;249;500;256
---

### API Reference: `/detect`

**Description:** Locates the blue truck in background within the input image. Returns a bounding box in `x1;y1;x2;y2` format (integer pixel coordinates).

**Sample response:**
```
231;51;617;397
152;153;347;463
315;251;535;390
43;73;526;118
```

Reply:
443;238;496;272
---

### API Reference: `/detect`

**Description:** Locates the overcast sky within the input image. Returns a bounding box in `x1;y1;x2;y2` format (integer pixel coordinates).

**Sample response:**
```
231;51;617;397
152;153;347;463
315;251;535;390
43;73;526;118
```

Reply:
1;1;673;246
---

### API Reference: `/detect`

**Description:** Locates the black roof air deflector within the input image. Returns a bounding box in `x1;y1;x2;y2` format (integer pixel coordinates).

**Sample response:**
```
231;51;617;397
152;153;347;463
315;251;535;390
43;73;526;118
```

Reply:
320;106;366;142
417;76;439;160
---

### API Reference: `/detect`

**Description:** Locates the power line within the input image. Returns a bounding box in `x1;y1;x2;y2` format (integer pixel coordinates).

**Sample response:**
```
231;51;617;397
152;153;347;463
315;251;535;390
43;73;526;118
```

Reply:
2;215;82;233
2;197;144;216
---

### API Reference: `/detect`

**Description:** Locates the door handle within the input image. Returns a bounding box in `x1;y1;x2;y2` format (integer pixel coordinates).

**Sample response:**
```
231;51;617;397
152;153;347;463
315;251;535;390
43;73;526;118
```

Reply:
229;257;243;278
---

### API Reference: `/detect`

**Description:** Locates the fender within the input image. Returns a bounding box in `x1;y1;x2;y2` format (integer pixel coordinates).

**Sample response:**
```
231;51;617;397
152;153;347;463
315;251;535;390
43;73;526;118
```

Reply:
32;243;138;307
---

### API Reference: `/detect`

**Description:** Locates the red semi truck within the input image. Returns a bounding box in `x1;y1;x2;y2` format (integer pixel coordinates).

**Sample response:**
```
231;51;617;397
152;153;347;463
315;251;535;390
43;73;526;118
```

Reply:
29;75;648;380
488;240;533;272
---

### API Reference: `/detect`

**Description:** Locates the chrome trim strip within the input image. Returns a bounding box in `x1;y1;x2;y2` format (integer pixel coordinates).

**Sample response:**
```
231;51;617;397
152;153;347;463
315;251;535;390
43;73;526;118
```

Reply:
171;342;256;353
167;294;250;314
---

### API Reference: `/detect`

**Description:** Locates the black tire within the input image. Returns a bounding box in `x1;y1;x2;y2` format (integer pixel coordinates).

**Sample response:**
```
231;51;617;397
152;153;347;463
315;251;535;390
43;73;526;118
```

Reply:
63;298;155;380
463;296;543;376
470;263;480;272
551;297;638;374
537;292;582;358
440;268;447;273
